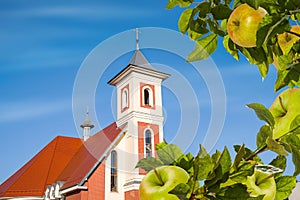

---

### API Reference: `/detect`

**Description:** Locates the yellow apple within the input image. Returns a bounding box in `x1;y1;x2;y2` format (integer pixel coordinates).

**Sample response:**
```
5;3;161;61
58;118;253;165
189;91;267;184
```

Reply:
227;4;267;48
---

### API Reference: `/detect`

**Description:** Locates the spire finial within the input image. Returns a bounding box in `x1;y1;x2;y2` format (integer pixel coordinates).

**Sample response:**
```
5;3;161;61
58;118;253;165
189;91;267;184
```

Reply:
135;28;139;50
81;106;94;141
86;106;89;117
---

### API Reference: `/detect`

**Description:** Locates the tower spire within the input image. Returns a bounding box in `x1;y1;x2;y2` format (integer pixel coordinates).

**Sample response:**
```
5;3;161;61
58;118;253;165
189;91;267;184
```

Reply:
135;28;139;51
80;107;94;141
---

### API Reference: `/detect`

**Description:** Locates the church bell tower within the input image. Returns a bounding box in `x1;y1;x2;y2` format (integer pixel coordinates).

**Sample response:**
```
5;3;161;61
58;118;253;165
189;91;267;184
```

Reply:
107;29;170;197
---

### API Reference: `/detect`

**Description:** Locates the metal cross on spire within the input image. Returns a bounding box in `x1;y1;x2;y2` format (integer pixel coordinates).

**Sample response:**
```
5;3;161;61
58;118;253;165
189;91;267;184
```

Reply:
135;28;140;50
86;106;89;117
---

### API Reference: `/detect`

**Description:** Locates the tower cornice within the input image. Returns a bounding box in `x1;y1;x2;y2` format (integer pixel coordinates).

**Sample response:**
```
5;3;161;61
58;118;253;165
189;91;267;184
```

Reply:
108;64;170;86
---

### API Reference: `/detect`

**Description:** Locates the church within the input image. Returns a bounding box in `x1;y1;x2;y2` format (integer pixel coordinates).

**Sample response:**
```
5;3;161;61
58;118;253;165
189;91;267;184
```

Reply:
0;36;170;200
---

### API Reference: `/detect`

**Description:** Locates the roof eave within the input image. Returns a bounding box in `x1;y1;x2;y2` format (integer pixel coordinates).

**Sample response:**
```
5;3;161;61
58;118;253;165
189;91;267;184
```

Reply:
108;64;170;86
0;197;43;200
60;185;88;195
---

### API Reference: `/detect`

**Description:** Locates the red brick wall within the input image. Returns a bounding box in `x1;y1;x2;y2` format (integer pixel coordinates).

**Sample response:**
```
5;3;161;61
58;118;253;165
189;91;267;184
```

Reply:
87;161;105;200
125;190;139;200
65;191;81;200
65;161;105;200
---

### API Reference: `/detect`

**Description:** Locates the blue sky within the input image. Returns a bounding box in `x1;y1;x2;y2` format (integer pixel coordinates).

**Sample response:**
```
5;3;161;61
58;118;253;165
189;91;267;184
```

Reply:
0;0;294;183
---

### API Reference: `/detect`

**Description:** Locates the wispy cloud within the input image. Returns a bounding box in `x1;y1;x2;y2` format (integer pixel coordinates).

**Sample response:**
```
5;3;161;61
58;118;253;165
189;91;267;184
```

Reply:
1;4;158;20
0;99;70;122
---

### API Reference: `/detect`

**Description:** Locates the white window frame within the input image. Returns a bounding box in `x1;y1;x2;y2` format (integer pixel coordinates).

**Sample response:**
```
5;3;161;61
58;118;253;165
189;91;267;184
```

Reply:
121;88;129;110
144;128;154;158
142;86;153;107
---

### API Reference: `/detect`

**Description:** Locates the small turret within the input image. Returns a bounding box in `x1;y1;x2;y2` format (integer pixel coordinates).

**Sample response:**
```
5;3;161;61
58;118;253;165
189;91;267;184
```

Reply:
80;108;94;141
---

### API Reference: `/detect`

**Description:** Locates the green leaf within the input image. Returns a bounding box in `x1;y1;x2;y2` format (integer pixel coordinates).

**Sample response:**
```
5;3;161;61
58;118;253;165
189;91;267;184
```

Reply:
187;178;200;195
212;150;221;164
233;0;242;8
285;0;300;10
238;47;269;78
233;145;262;162
269;155;286;172
217;146;232;174
135;157;164;172
156;142;167;150
194;185;208;199
246;103;275;128
256;14;290;48
257;62;269;79
176;153;194;172
194;145;214;181
213;0;221;5
169;183;190;200
266;136;288;156
187;33;218;62
225;0;232;6
282;134;300;151
205;147;232;190
207;19;226;37
211;5;232;20
218;183;264;199
233;144;245;172
188;28;202;40
190;19;209;35
223;35;239;60
195;2;211;18
166;0;192;9
275;176;296;200
157;143;184;165
256;125;272;149
244;0;260;9
275;62;300;91
230;161;255;183
291;145;300;176
290;114;300;134
262;44;274;68
178;8;194;34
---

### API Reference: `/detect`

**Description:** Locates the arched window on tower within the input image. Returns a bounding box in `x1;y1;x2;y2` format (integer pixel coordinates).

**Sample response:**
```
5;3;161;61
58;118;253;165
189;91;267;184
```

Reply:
122;88;128;110
144;88;150;106
145;129;152;158
111;150;117;191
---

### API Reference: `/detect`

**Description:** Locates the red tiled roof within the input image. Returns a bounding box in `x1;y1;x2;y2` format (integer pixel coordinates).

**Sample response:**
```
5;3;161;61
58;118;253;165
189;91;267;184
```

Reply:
0;136;83;197
0;122;126;197
59;122;125;190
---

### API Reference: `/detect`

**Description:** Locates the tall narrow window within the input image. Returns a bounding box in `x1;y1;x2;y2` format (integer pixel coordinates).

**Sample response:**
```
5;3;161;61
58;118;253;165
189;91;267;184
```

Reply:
145;130;152;157
144;89;150;105
111;150;117;191
122;89;128;109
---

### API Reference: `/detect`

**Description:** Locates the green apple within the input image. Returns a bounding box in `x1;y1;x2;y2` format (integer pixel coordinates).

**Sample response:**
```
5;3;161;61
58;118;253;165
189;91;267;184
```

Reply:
139;166;189;200
277;26;300;55
245;169;276;200
227;3;267;48
269;88;300;139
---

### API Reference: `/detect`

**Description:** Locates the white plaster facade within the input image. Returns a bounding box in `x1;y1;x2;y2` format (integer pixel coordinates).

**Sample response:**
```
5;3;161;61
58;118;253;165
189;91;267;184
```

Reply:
105;56;169;199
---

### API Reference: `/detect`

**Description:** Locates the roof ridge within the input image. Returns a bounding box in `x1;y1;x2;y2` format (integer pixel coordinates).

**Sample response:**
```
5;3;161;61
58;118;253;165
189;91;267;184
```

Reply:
42;137;59;189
